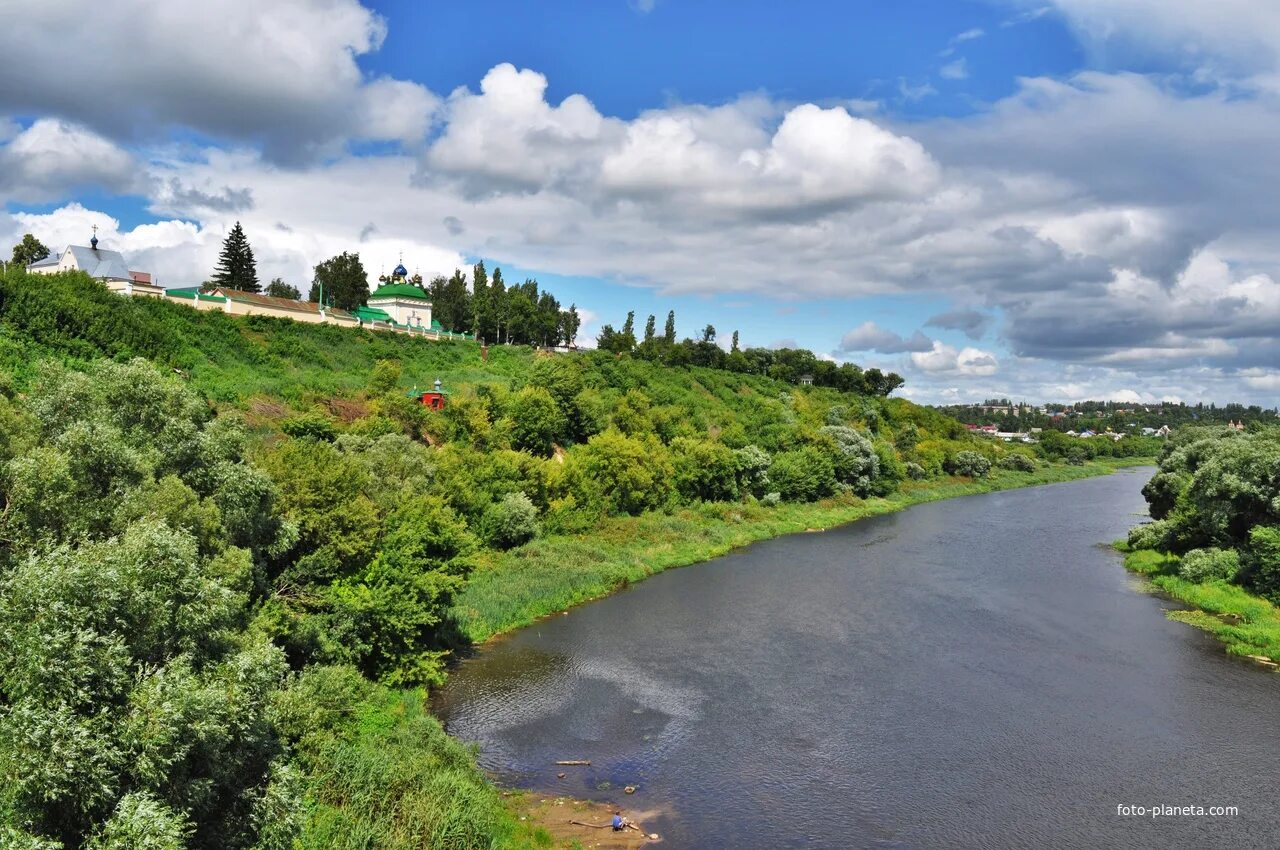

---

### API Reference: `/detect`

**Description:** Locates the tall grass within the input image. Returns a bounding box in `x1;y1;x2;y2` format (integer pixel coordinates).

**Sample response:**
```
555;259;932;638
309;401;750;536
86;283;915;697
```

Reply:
1120;547;1280;661
294;681;551;850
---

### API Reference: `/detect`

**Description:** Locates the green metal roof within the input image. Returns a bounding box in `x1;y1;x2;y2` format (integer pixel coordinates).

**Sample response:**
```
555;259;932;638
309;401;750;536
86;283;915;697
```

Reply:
368;283;431;301
166;287;227;303
354;305;394;322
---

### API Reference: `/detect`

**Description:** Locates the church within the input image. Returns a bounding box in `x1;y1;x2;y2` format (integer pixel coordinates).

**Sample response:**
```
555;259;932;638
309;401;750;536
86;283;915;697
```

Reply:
354;258;435;330
27;229;164;298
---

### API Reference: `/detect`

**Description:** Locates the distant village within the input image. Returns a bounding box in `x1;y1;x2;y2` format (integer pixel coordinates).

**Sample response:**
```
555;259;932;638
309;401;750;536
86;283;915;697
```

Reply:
939;396;1277;443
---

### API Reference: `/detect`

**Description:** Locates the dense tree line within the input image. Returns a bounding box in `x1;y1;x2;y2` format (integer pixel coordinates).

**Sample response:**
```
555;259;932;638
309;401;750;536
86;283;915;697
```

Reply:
939;398;1279;434
594;309;904;396
427;261;580;346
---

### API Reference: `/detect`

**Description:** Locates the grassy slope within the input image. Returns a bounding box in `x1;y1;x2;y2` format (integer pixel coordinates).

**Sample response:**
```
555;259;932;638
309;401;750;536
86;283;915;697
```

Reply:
457;458;1153;644
1120;547;1280;663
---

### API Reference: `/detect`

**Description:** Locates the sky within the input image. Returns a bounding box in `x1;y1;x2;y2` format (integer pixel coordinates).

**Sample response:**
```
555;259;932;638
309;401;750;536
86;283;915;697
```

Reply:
0;0;1277;406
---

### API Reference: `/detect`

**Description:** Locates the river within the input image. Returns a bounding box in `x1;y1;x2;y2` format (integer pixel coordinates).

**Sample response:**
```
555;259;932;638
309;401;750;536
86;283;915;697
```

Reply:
434;469;1280;849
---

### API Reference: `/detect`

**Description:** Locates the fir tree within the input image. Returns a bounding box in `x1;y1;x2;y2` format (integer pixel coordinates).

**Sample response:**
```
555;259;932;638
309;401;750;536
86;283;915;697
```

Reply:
212;222;260;292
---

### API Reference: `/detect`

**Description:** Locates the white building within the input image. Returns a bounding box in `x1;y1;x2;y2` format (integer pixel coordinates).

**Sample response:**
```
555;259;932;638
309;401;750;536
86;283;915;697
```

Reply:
27;232;164;298
359;261;433;329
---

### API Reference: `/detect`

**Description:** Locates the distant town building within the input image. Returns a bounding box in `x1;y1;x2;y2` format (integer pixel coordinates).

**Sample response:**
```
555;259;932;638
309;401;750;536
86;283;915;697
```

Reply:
797;374;815;386
27;229;163;298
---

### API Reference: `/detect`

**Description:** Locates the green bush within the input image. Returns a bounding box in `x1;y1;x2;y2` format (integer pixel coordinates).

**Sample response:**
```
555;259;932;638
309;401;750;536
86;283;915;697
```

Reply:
503;386;565;457
282;412;338;442
1128;519;1172;551
1178;547;1241;583
481;492;540;549
564;430;673;515
768;447;836;502
905;461;928;480
948;450;991;478
816;425;879;495
671;437;741;502
998;453;1036;472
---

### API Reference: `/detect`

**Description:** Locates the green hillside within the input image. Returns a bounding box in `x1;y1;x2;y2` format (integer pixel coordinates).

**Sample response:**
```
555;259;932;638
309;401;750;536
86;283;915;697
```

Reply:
0;268;1149;849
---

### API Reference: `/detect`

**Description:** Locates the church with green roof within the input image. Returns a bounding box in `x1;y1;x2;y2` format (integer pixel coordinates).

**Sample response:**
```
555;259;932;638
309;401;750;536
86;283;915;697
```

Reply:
354;260;436;330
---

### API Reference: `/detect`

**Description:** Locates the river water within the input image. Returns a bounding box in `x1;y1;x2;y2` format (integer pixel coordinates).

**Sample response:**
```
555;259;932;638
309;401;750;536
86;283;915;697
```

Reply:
434;469;1280;849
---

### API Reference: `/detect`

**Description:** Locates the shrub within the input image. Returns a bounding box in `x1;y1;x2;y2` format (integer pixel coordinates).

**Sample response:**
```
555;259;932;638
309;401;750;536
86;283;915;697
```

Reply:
565;430;673;516
768;447;836;502
1178;547;1241;583
905;462;928;480
734;444;772;497
816;425;879;495
282;412;338;442
481;492;540;549
760;492;781;507
1128;519;1172;551
503;386;565;457
998;453;1036;472
1244;525;1280;601
948;450;991;478
671;437;741;502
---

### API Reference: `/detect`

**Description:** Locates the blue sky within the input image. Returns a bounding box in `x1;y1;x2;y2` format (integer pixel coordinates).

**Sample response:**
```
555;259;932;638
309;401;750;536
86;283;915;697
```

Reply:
1;1;1278;405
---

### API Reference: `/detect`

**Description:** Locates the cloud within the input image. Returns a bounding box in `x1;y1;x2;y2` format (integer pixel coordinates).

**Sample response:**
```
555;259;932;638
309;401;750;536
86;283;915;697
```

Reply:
940;59;969;80
838;321;934;353
4;51;1280;404
0;119;139;201
0;0;438;161
954;28;986;43
423;65;938;217
926;309;993;340
153;178;254;214
910;341;1000;376
1041;1;1280;76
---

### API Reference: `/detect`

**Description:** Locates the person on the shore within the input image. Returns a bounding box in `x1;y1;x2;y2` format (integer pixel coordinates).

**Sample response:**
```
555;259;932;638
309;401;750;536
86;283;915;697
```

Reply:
612;810;631;831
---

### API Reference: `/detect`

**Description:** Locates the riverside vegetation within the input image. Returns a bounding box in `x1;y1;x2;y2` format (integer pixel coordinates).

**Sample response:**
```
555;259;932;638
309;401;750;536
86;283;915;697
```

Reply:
0;267;1156;849
1121;424;1280;664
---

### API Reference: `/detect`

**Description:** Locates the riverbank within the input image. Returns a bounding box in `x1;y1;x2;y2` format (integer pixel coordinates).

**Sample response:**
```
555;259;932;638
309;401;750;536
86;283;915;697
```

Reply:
453;457;1153;644
1119;546;1280;665
305;460;1154;850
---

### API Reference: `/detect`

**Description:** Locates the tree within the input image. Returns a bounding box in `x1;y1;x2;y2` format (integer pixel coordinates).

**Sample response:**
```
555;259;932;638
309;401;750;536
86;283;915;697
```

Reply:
768;447;836;502
471;261;489;339
212;222;260;292
663;311;677;344
504;386;565;457
11;233;50;268
731;330;740;353
308;252;369;311
643;315;656;345
264;278;300;300
560;304;581;346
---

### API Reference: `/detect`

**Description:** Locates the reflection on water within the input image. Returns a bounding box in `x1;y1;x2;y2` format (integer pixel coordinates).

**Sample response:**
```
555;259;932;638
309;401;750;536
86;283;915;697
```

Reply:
435;470;1280;849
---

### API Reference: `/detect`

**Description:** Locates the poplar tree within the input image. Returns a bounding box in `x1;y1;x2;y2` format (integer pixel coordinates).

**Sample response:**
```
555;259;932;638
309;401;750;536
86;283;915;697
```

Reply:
472;260;489;340
664;310;677;344
643;314;656;344
212;221;260;292
731;330;740;352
